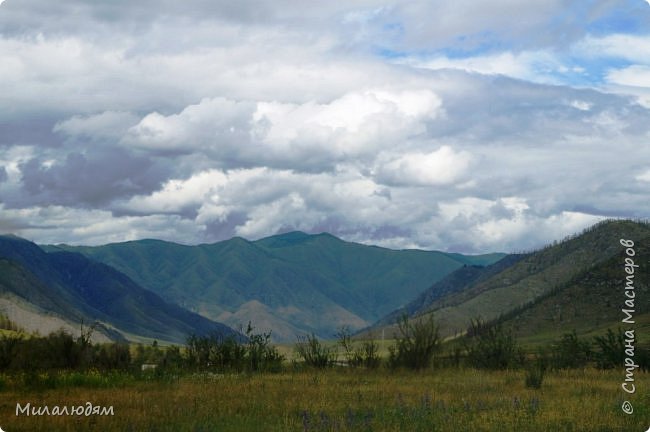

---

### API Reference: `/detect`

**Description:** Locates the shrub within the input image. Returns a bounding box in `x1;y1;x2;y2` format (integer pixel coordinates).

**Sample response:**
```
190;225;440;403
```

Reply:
525;358;546;389
549;331;592;369
93;343;131;370
185;324;285;373
295;333;336;368
245;322;284;372
593;328;625;369
336;326;381;369
464;318;522;370
388;314;440;370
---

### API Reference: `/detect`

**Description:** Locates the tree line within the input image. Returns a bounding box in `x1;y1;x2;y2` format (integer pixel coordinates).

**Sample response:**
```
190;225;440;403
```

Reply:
0;315;647;387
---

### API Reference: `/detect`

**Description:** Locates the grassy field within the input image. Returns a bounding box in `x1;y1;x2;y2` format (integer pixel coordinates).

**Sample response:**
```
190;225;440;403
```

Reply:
0;368;647;431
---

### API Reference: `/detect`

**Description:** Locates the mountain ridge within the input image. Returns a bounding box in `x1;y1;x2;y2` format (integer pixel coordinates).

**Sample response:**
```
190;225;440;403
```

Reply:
0;235;241;344
367;219;650;342
47;231;505;341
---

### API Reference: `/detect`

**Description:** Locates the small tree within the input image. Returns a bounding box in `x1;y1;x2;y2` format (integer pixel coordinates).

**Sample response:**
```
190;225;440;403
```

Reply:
464;318;522;370
388;314;440;370
245;322;284;372
550;331;592;369
593;328;625;369
295;333;336;368
336;326;380;369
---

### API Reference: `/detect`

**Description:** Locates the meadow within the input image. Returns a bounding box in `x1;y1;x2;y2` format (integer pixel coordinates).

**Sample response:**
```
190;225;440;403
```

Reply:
0;367;648;431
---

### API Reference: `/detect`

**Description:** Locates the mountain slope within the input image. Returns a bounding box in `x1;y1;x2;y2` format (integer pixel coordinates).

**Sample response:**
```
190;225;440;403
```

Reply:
499;239;650;345
372;220;650;339
48;231;505;341
373;253;528;328
0;235;239;344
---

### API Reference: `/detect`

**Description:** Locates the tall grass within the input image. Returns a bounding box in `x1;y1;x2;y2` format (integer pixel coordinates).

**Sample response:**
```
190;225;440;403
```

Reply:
1;368;647;431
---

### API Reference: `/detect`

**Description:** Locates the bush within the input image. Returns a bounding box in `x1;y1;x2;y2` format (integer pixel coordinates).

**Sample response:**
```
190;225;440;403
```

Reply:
464;318;522;370
295;333;336;368
525;358;546;389
93;343;131;370
388;314;440;370
593;328;625;369
336;327;381;369
185;333;246;372
549;331;592;369
185;324;285;373
245;322;284;372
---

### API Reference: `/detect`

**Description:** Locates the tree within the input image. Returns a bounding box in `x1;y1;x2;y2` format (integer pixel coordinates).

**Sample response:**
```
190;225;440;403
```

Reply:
336;326;380;369
295;333;336;368
388;314;440;370
464;318;522;369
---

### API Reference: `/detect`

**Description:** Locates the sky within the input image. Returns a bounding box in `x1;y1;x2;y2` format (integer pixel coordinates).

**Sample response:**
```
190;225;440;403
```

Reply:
1;0;650;253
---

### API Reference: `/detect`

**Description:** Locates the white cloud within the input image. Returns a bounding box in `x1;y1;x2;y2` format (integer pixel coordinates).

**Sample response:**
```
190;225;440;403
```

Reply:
0;205;202;246
124;98;255;153
575;34;650;64
123;89;442;169
121;169;229;214
636;169;650;182
568;100;592;111
54;111;140;142
606;65;650;88
401;50;564;84
375;146;473;186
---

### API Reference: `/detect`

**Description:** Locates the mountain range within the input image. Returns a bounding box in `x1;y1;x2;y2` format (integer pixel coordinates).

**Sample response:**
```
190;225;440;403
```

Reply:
2;220;647;346
47;232;502;341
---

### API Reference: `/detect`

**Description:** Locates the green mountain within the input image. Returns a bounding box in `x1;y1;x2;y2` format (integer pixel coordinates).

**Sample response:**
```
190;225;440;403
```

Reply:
48;231;505;341
371;220;650;342
0;235;240;344
373;254;528;328
499;236;650;346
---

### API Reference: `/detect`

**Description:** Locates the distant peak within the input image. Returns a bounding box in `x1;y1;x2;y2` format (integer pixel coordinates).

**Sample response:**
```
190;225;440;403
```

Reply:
254;230;328;248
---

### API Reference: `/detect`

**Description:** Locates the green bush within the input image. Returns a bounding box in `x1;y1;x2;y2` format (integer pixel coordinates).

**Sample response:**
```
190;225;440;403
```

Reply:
525;359;546;389
549;331;592;369
388;314;440;370
593;328;625;369
336;327;381;369
245;323;284;372
295;333;336;368
185;323;284;373
464;318;523;370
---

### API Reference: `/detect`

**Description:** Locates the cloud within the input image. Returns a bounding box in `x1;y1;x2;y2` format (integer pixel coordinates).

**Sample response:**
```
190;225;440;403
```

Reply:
636;169;650;182
123;89;442;170
123;98;256;155
606;65;650;88
374;146;473;186
400;50;567;84
14;149;169;208
1;1;649;252
54;111;140;143
0;204;202;246
575;34;650;64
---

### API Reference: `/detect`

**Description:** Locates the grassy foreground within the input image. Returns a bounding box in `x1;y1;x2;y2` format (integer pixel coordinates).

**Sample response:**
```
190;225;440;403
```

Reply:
0;368;648;431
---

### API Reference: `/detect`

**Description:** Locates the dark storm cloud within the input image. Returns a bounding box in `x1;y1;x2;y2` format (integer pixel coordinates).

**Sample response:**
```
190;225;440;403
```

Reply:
15;149;169;208
0;116;65;148
203;211;250;243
